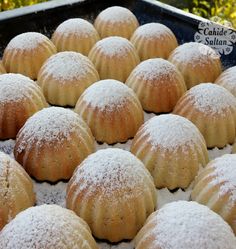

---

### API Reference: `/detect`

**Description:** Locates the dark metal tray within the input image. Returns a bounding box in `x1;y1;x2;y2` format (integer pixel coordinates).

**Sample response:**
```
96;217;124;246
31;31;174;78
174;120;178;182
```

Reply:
0;0;235;68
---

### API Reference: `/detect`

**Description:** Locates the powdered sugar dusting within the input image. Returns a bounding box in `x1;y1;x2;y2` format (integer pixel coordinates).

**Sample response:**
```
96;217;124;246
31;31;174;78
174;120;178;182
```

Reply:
55;18;97;37
94;36;134;57
16;107;86;152
134;22;173;38
80;79;134;111
216;66;236;94
143;114;203;150
72;148;152;200
140;201;236;249
208;154;236;202
6;32;49;50
189;83;236;114
97;6;136;23
130;58;179;81
208;144;232;160
40;51;94;81
169;42;219;64
0;73;39;103
0;205;93;249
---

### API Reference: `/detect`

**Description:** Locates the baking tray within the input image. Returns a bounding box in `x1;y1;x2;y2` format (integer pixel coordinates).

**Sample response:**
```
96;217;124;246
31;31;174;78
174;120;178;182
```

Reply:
0;0;235;68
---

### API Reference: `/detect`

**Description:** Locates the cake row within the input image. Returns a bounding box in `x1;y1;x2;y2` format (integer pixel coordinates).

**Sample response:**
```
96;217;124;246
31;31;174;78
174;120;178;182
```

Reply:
0;149;236;246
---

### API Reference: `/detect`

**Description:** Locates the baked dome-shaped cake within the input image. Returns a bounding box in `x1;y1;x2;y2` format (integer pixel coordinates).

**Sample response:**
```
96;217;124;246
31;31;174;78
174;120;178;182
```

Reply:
67;148;156;242
3;32;56;79
14;107;95;182
51;18;100;55
130;23;178;61
215;66;236;97
173;83;236;148
130;114;208;189
0;61;6;74
0;205;98;249
94;6;139;39
75;79;143;144
191;154;236;234
88;36;140;81
0;73;48;139
37;51;99;106
0;152;35;230
126;58;186;113
168;42;222;89
134;201;236;249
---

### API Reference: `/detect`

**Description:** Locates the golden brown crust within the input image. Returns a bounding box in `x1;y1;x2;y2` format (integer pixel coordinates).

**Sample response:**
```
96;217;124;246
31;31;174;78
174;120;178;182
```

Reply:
0;153;35;230
0;61;6;74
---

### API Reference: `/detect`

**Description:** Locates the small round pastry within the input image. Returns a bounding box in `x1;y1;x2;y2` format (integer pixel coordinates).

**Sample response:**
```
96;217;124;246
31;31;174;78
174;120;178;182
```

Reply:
94;6;139;39
0;73;48;139
88;36;140;81
51;18;100;55
173;83;236;148
14;107;95;182
0;61;6;74
131;114;208;189
134;201;236;249
130;23;178;61
3;32;56;79
0;152;35;230
126;58;186;113
168;42;222;89
67;148;156;242
37;51;99;106
191;154;236;234
75;79;143;144
0;205;98;249
215;66;236;97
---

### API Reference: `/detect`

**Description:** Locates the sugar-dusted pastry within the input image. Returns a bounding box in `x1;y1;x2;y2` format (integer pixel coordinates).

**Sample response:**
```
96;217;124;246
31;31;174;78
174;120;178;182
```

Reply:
67;148;156;242
168;42;222;89
14;107;95;182
0;152;35;230
2;32;56;79
173;83;236;148
51;18;100;55
0;73;48;139
131;114;208;189
126;58;186;113
0;205;98;249
134;201;236;249
130;23;178;60
215;66;236;97
94;6;139;39
0;61;6;74
37;51;99;106
75;79;143;144
88;36;140;81
191;154;236;234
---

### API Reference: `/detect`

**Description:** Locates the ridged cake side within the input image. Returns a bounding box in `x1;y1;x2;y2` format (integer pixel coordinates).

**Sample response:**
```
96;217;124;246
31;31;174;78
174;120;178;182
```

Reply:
0;152;35;230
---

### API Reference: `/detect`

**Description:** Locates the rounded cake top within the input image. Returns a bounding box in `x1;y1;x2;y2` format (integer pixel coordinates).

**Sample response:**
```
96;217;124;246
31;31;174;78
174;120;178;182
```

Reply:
16;107;90;151
6;32;50;50
207;154;236;203
39;51;97;81
136;201;236;249
133;22;174;38
91;36;136;57
216;66;236;87
0;73;41;103
141;114;204;150
79;79;137;111
54;18;98;37
96;6;137;23
129;58;182;82
0;205;93;249
0;152;14;178
188;83;236;114
71;148;153;200
169;42;219;64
